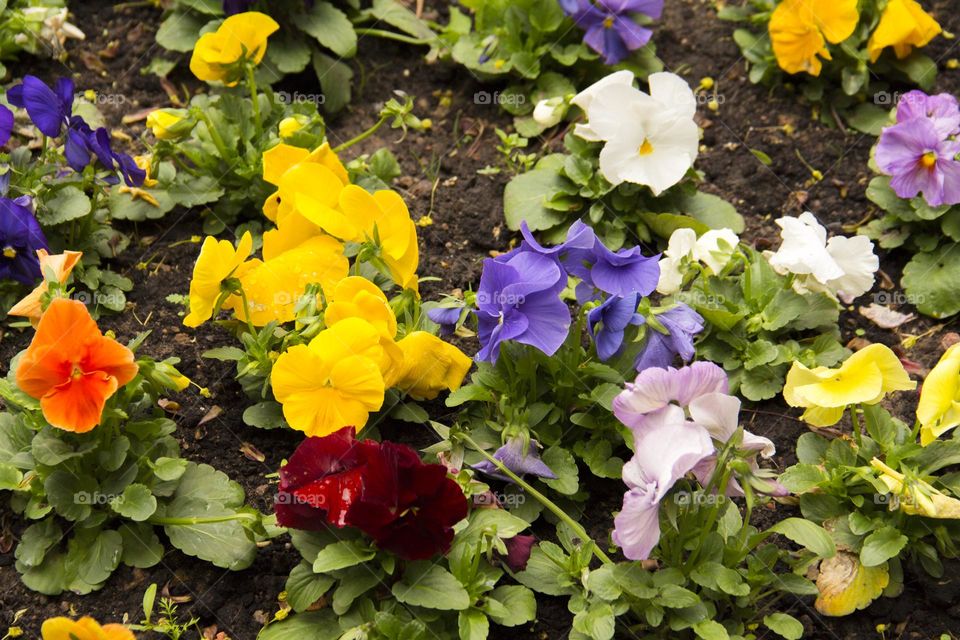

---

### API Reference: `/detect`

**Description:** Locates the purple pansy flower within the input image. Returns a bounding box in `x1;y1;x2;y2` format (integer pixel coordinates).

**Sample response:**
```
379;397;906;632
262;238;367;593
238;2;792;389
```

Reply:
427;306;464;337
476;250;570;363
501;534;537;571
633;303;703;371
563;0;664;65
613;405;714;560
7;75;74;138
0;196;48;286
613;361;728;429
587;292;644;360
875;117;960;207
896;90;960;138
473;437;557;482
0;105;12;147
514;220;660;302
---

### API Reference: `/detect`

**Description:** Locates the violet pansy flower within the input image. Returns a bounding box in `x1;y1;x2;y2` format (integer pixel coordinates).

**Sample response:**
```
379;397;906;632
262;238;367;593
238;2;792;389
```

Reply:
0;105;12;147
634;303;703;371
563;0;664;65
896;90;960;138
475;251;570;363
427;306;463;337
613;405;714;560
0;196;49;286
473;437;557;482
875;117;960;207
613;361;728;429
587;292;644;360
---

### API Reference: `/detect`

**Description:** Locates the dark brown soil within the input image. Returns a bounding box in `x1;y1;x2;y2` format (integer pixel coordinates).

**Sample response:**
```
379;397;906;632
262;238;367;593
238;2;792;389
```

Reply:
2;0;960;639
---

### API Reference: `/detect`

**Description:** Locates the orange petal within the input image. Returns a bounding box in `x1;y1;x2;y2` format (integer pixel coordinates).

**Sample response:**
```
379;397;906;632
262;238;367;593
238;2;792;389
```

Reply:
83;336;139;388
16;299;99;399
40;372;119;433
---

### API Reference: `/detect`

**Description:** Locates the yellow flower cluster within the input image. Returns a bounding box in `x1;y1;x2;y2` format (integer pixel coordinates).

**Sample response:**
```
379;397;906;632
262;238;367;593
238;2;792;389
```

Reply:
189;12;279;86
41;616;134;640
769;0;940;76
183;144;471;437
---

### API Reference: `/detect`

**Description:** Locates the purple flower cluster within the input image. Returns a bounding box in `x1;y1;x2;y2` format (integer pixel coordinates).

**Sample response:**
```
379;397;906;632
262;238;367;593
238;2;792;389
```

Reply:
611;363;781;560
560;0;663;65
876;90;960;207
7;76;144;187
473;220;703;370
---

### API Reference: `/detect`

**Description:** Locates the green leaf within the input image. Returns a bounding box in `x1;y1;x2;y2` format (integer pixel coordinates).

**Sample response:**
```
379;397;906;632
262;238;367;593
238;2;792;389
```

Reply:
503;164;572;232
541;446;578;495
846;103;892;135
902;244;960;318
657;584;700;608
769;518;836;558
299;2;357;57
242;401;285;429
0;462;23;490
573;601;615;640
162;498;256;570
156;12;210;52
118;523;163;568
111;483;158;522
173;462;244;506
15;519;62;568
860;526;908;567
392;563;470;610
39;186;91;225
203;346;246;361
312;51;353;114
71;529;123;586
693;620;730;640
257;610;340;640
391;402;429;423
370;0;436;39
486;585;536;627
779;464;828;493
285;561;335;612
458;608;489;640
676;192;744;233
266;32;313;75
332;565;382;615
312;539;375;573
763;613;804;640
153;457;188;482
514;545;575;596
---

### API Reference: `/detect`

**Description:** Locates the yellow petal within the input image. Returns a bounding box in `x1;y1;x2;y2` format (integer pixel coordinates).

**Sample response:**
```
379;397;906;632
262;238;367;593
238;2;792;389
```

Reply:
868;0;941;62
770;0;830;75
261;212;324;261
184;232;253;327
325;277;398;337
815;551;889;617
393;332;472;400
810;0;859;44
262;143;309;186
794;362;882;408
918;344;960;445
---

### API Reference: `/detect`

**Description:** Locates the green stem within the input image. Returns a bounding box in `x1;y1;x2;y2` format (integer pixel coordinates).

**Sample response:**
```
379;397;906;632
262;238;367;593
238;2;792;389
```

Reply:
460;432;613;565
149;512;258;526
333;116;389;153
353;28;435;46
245;63;262;139
238;287;258;337
196;110;233;162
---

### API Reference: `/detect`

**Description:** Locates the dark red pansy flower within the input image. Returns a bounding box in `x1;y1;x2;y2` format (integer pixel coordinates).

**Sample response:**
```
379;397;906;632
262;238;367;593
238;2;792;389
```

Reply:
500;534;537;572
275;427;469;561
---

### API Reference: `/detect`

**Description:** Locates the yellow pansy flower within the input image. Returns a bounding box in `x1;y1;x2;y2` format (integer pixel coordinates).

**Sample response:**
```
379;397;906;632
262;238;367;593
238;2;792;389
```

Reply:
278;115;307;138
41;616;134;640
919;344;960;445
783;344;915;427
815;551;889;617
226;235;349;326
189;11;279;86
872;458;960;518
261;143;349;225
868;0;941;62
337;186;420;292
393;331;472;400
325;277;398;338
769;0;859;76
261;211;325;260
184;232;253;328
9;249;82;325
146;108;193;140
271;318;390;437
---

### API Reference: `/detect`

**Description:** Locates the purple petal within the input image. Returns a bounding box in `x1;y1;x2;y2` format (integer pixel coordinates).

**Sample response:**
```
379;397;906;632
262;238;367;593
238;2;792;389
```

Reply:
613;487;661;560
0;105;12;147
18;75;66;138
513;290;571;356
612;15;653;51
613;361;728;429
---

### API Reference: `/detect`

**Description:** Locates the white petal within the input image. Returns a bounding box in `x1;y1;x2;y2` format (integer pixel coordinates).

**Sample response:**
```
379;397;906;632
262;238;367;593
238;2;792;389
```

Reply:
693;229;739;274
648;72;697;119
571;70;636;112
768;214;843;283
688;392;742;442
656;256;684;294
586;83;652;142
825;235;879;301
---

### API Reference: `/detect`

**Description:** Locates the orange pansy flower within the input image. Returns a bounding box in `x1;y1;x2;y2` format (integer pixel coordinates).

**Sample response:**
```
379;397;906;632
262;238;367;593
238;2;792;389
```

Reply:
9;249;83;325
16;298;139;433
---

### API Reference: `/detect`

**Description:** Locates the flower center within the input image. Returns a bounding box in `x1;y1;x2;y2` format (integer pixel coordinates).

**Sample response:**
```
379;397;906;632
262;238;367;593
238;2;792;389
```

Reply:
2;246;16;259
921;152;938;169
71;364;84;379
603;16;615;28
638;139;655;156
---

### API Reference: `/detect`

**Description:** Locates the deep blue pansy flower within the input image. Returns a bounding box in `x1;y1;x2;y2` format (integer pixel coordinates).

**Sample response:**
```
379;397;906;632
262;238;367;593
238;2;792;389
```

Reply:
562;0;664;65
0;196;49;285
427;306;464;337
634;303;704;371
587;292;645;361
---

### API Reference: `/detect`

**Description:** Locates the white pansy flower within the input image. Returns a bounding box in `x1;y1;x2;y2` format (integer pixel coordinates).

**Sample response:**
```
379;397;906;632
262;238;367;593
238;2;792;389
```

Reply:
18;7;85;54
576;72;699;195
768;212;878;303
656;228;697;295
533;97;566;128
570;70;635;142
692;229;739;275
